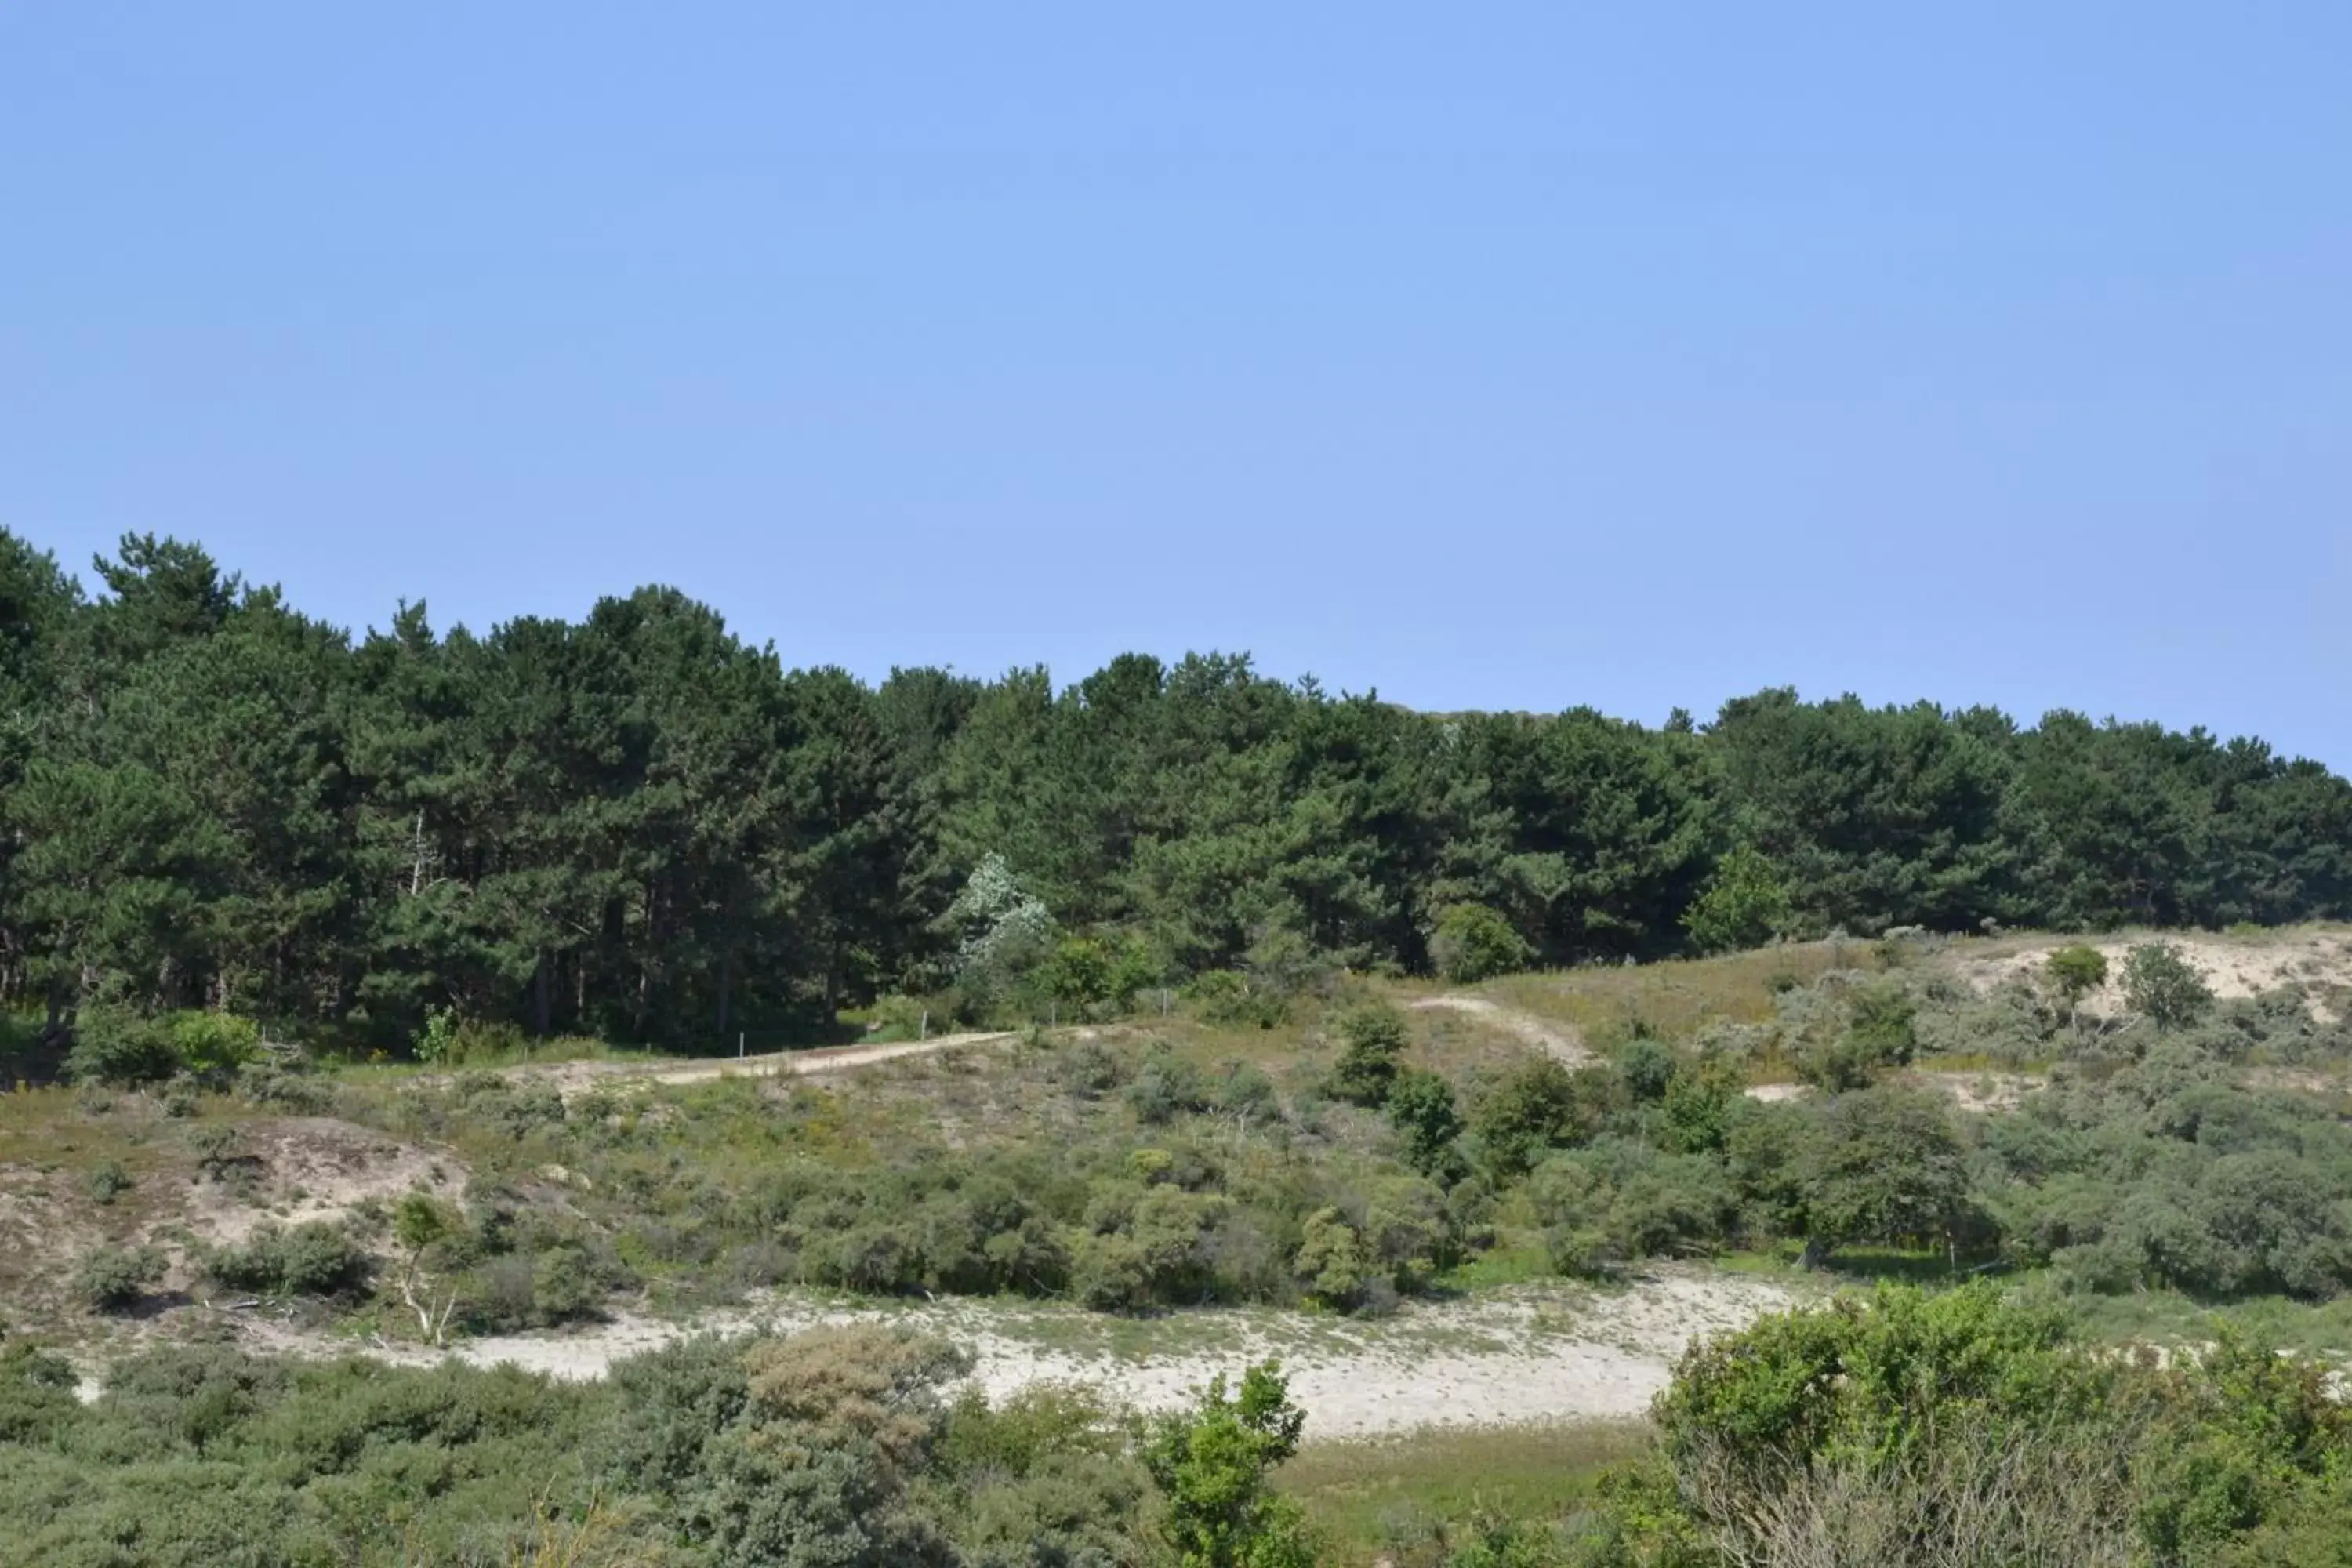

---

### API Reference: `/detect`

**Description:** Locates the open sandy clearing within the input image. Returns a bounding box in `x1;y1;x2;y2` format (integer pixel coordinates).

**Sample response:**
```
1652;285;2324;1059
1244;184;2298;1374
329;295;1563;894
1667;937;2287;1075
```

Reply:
255;1271;1800;1438
1953;930;2352;1022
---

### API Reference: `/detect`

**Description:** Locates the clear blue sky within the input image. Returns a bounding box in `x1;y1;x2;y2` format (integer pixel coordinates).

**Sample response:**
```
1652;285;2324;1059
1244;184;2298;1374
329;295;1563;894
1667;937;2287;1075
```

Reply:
5;5;2347;764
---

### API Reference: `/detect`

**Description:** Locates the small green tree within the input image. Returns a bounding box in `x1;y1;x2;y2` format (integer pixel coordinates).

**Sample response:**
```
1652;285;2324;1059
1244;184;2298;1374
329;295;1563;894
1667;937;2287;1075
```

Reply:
392;1192;459;1344
2124;943;2216;1032
1681;847;1792;955
2045;945;2110;1010
1428;903;1530;984
1143;1362;1316;1568
1791;1087;1975;1269
1327;1002;1410;1106
1385;1067;1466;1178
1293;1209;1371;1310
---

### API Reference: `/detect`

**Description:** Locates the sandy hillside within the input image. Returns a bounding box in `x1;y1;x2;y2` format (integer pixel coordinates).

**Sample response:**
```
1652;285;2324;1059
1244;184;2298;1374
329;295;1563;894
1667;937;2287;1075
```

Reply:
1951;928;2352;1020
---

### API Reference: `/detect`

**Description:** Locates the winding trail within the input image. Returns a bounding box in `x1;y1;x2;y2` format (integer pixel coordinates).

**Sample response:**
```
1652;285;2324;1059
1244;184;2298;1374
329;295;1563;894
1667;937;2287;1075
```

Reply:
1410;995;1593;1066
456;1030;1018;1100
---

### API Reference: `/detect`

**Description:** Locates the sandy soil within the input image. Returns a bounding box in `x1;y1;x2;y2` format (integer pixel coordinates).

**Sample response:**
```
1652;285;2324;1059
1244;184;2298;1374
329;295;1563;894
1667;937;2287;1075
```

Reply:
1954;931;2352;1022
310;1269;1797;1436
183;1116;467;1247
1410;996;1592;1066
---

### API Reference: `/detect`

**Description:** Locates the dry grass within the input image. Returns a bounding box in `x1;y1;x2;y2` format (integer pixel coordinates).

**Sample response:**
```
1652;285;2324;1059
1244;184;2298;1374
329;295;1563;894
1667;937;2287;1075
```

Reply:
1279;1418;1653;1561
1469;940;1864;1046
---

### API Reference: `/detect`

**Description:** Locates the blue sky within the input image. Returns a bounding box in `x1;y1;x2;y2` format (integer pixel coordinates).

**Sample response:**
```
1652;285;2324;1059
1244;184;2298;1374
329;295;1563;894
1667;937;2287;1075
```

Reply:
5;5;2347;764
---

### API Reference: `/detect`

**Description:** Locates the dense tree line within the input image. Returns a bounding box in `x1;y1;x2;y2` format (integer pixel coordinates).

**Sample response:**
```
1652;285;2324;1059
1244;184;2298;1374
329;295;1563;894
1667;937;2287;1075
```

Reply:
2;528;2347;1051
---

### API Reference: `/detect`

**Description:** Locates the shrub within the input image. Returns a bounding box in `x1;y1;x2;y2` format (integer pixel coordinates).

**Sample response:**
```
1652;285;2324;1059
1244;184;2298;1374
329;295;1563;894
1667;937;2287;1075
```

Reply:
1293;1208;1371;1310
1385;1068;1466;1178
1470;1058;1609;1178
1682;846;1792;955
1790;1088;1976;1267
1798;981;1917;1090
2045;945;2111;1009
1429;903;1531;984
1617;1037;1677;1102
78;1244;165;1312
415;1005;459;1063
532;1241;611;1322
1142;1361;1316;1568
203;1221;371;1298
1188;969;1288;1030
87;1160;133;1206
234;1061;336;1114
1327;1003;1410;1106
1056;1039;1128;1098
166;1010;260;1076
64;1006;180;1086
2125;943;2216;1031
1127;1050;1213;1124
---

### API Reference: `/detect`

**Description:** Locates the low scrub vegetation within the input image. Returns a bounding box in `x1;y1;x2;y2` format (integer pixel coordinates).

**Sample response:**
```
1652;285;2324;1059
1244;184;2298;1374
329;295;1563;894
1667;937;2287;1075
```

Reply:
0;1330;1316;1568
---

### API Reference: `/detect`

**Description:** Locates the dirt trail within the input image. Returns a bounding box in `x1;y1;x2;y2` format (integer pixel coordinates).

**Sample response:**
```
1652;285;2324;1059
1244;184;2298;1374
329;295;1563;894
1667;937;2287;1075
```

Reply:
321;1270;1795;1437
478;1031;1018;1100
1410;996;1593;1066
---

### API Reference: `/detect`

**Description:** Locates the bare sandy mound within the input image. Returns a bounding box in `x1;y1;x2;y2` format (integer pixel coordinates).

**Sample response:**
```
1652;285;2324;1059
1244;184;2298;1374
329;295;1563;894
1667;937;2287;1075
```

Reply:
183;1116;468;1247
1410;996;1592;1067
348;1270;1795;1437
1953;930;2352;1022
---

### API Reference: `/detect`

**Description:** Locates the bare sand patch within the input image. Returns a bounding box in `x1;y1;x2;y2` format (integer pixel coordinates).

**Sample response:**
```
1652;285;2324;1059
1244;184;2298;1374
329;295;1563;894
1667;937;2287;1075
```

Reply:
183;1116;466;1247
325;1270;1797;1437
1953;931;2352;1022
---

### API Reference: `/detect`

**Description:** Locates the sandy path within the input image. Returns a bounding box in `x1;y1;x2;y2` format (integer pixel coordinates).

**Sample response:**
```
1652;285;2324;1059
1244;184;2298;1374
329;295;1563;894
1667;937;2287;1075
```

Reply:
472;1031;1018;1099
318;1272;1792;1436
1410;996;1593;1066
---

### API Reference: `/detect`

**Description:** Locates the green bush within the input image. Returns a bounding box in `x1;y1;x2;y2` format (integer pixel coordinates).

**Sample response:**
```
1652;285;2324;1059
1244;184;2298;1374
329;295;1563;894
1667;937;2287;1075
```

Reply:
1613;1283;2352;1566
2124;942;2217;1031
2045;944;2110;1007
1681;846;1792;955
1143;1361;1316;1568
1327;1002;1410;1106
1127;1049;1214;1124
203;1222;372;1298
1429;902;1531;984
78;1244;165;1312
1187;969;1289;1030
1470;1058;1611;1178
1616;1038;1676;1102
87;1160;133;1206
64;1006;181;1086
1385;1067;1466;1179
1788;1087;1976;1267
167;1010;260;1075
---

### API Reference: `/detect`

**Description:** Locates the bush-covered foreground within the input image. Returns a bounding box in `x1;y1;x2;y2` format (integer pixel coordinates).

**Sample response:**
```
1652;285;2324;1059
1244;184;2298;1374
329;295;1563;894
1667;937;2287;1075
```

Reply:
10;1285;2352;1566
1481;1282;2352;1568
0;1327;1320;1568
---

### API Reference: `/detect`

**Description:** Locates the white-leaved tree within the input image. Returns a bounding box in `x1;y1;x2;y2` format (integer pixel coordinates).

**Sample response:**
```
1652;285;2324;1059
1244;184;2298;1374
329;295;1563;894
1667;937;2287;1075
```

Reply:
946;853;1054;1012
